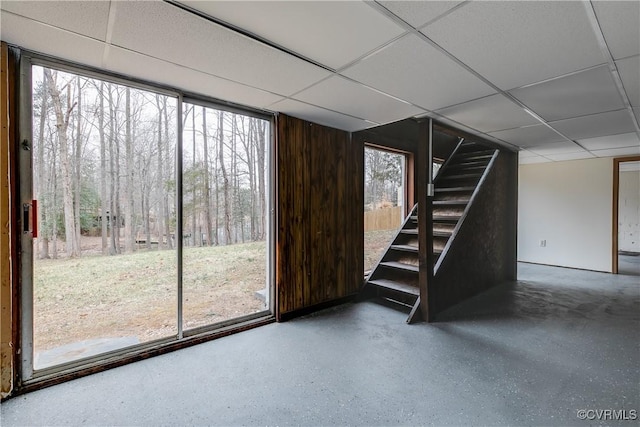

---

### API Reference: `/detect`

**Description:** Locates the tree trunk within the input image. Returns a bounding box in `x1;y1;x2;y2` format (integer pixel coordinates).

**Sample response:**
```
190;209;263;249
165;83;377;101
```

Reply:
124;87;134;253
218;111;231;245
256;120;267;241
155;95;165;249
108;84;117;255
202;107;212;246
37;77;50;259
74;75;82;253
99;82;108;254
45;69;79;258
191;106;197;247
163;97;173;249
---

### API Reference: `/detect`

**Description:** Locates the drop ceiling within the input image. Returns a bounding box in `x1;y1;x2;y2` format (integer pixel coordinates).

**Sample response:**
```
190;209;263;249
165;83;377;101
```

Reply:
1;0;639;164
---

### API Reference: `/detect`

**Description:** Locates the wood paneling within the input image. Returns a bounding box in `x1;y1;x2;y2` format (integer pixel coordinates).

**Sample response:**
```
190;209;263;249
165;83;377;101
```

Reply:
429;150;518;318
276;115;363;318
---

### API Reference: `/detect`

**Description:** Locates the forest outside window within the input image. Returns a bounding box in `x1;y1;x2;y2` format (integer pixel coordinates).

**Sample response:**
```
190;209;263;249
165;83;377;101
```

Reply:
22;59;272;378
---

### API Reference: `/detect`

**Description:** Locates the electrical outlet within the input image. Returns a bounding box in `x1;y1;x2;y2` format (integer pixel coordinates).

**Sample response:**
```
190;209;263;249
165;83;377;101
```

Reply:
540;239;546;247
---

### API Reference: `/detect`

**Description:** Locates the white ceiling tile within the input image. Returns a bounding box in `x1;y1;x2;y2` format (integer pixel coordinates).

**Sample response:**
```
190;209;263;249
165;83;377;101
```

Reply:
104;47;282;109
546;151;596;162
518;150;540;159
293;76;426;125
423;1;606;90
435;94;538;133
592;1;640;60
617;56;640;108
591;146;640;158
377;1;464;28
179;1;405;70
577;132;640;151
528;142;585;156
0;1;110;41
110;1;331;97
519;156;550;165
510;65;624;121
0;11;105;68
341;34;495;111
635;108;640;124
550;109;637;140
269;99;374;132
489;124;566;148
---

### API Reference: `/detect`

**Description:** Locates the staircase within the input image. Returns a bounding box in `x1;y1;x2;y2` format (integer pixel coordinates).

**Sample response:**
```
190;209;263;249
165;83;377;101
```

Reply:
360;140;498;322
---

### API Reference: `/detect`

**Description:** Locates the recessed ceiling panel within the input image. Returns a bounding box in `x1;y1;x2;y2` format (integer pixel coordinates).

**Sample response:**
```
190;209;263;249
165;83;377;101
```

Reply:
545;152;595;162
489;124;567;148
617;56;640;108
0;11;105;68
592;1;640;60
377;1;464;28
269;99;374;132
550;109;637;140
423;1;606;90
104;47;283;109
293;76;426;125
591;146;640;157
577;132;640;151
179;0;405;70
341;34;495;111
109;1;331;97
510;65;624;122
0;1;110;41
435;94;539;133
528;142;585;156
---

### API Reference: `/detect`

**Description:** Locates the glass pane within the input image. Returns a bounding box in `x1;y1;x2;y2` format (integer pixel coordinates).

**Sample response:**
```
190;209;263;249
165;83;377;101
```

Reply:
32;66;178;369
181;104;268;330
364;147;406;274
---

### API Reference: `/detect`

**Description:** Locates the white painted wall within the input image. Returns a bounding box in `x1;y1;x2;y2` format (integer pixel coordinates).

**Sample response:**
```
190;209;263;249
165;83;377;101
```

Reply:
618;170;640;253
518;157;613;272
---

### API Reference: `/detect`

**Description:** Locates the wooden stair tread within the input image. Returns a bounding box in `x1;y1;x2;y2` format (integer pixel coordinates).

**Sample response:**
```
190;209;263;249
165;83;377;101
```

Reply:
400;228;418;234
440;173;482;180
391;244;418;253
433;215;461;222
435;186;475;192
379;261;419;273
451;153;494;162
433;200;468;205
433;231;451;237
367;279;419;296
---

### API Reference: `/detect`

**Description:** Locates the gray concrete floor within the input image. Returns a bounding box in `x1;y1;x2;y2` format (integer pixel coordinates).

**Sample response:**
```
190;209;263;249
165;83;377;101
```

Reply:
619;254;640;276
1;262;639;426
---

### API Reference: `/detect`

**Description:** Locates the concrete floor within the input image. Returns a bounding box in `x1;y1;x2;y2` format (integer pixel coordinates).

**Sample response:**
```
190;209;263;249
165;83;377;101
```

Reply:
619;254;640;276
1;262;639;426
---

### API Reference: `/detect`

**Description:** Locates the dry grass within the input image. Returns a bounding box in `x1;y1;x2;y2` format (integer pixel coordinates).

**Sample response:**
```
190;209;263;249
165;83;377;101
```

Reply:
33;229;399;354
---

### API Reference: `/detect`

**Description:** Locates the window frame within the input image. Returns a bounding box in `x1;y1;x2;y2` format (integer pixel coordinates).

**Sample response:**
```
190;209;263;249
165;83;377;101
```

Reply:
17;50;276;386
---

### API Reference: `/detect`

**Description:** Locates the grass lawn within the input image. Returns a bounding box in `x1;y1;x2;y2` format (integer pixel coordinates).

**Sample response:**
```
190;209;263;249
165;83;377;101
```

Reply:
33;229;398;356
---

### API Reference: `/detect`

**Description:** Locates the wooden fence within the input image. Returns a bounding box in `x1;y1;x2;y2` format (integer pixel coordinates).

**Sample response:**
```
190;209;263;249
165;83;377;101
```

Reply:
364;206;403;232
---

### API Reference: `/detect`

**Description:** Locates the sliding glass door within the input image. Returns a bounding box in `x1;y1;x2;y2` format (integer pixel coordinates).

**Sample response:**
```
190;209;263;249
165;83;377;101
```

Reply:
20;56;272;380
181;102;269;331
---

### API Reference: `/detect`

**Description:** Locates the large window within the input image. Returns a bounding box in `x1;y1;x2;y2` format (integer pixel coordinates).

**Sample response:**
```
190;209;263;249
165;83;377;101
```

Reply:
364;146;406;274
21;59;272;378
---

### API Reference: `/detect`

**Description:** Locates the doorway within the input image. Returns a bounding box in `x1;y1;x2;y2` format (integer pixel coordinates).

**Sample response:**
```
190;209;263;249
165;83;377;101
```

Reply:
613;156;640;276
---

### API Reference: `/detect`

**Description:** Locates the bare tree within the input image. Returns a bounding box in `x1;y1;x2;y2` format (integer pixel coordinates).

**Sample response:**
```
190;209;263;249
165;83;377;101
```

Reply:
44;69;79;258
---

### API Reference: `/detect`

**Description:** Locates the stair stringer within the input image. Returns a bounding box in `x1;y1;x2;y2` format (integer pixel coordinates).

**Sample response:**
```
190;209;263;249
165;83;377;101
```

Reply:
429;149;517;318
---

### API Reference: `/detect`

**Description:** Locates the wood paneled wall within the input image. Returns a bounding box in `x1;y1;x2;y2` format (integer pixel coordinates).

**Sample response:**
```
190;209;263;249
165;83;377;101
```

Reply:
276;114;363;319
429;150;518;318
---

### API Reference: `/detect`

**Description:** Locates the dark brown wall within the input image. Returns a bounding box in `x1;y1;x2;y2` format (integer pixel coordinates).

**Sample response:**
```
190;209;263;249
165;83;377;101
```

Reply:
429;150;518;317
276;114;363;319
